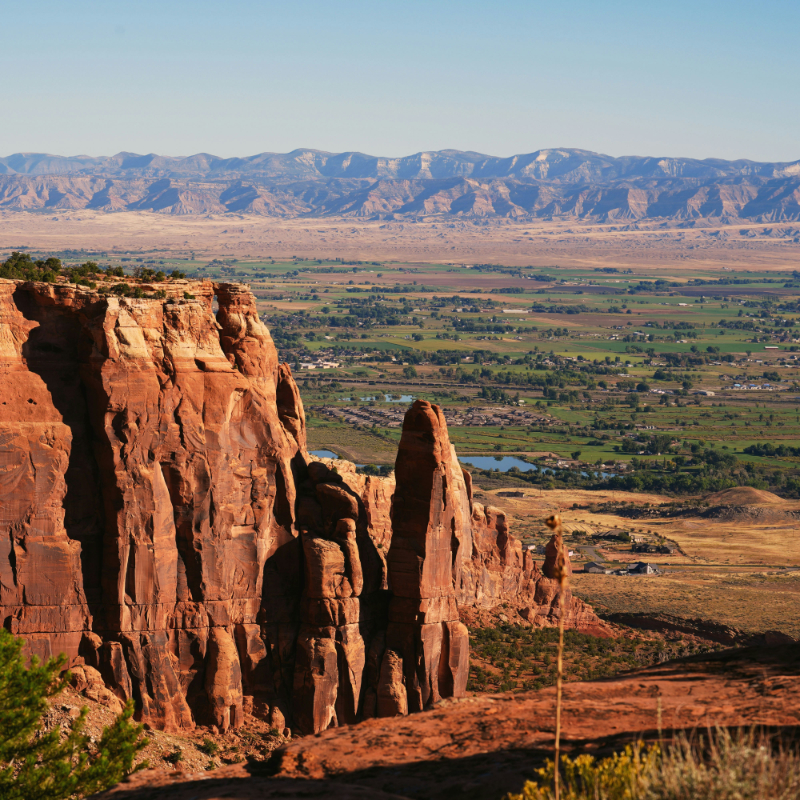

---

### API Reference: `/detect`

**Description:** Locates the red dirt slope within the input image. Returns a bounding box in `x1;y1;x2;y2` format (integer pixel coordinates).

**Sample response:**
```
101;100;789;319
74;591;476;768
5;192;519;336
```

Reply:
96;644;800;800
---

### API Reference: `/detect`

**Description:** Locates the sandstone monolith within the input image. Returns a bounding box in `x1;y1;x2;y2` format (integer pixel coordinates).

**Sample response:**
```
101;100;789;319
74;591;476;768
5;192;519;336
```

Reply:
0;279;603;735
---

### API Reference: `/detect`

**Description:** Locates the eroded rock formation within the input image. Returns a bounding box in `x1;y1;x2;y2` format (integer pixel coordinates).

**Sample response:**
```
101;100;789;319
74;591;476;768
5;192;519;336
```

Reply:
381;401;470;715
0;278;601;736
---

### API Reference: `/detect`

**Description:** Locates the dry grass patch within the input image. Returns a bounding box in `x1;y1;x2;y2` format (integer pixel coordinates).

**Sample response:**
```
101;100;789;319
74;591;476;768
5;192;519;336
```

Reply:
667;519;800;566
572;570;800;638
507;728;800;800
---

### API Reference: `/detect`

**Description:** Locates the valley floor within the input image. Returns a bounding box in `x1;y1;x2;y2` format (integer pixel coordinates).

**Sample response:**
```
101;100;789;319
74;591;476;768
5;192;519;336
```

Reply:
1;211;797;271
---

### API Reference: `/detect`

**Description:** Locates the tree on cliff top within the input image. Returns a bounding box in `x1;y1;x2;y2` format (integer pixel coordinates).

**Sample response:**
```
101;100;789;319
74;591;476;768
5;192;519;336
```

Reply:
0;252;63;282
0;629;146;799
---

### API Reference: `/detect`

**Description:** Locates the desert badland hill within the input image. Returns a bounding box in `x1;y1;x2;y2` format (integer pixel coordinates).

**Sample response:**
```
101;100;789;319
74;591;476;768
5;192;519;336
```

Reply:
1;147;799;221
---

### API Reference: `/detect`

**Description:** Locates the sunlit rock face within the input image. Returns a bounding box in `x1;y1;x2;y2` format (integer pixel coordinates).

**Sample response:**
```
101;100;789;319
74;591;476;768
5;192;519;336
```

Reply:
0;280;601;733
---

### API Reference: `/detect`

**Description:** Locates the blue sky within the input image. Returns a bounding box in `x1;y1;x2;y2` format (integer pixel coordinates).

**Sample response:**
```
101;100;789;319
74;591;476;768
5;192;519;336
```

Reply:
2;0;798;161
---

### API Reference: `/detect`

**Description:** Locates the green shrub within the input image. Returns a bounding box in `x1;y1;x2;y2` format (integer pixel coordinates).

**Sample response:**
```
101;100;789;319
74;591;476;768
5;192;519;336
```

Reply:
198;737;219;756
0;629;146;799
507;743;660;800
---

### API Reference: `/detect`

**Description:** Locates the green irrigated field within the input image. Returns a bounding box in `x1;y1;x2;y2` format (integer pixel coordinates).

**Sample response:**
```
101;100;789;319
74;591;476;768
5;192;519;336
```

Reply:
213;255;800;497
51;250;800;496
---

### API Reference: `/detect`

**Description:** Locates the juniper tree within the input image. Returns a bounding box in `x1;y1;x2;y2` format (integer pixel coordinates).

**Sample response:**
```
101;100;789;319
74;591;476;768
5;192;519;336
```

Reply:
0;629;145;799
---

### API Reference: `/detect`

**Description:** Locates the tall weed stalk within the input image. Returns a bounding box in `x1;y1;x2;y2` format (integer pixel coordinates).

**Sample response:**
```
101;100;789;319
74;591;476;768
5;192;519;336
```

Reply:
545;514;569;800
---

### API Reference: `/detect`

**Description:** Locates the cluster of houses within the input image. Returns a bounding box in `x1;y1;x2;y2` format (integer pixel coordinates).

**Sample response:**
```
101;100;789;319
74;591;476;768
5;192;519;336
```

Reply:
730;382;781;391
579;529;674;575
649;388;716;397
444;408;549;427
313;404;406;428
299;358;341;370
313;404;552;430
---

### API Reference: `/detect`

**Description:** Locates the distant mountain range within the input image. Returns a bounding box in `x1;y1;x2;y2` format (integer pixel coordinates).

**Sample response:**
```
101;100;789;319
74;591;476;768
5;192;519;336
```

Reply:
1;148;798;221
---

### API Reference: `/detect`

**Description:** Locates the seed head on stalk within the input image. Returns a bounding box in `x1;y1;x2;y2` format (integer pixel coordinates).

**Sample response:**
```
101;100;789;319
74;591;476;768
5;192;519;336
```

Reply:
545;513;568;800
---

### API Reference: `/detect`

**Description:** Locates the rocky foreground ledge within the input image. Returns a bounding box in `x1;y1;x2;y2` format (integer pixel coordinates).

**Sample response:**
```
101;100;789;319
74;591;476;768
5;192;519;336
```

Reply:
0;278;599;738
94;643;800;800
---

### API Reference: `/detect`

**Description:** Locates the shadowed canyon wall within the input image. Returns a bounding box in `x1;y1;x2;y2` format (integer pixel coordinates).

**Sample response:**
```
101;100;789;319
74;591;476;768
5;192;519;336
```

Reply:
0;279;599;734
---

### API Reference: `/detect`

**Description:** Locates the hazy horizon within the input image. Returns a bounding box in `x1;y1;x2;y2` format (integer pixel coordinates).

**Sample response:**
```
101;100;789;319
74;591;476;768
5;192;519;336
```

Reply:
2;146;798;164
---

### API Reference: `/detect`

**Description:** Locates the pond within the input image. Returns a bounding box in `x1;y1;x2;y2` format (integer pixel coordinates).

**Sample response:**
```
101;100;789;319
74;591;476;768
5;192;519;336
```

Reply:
458;456;614;479
458;456;539;473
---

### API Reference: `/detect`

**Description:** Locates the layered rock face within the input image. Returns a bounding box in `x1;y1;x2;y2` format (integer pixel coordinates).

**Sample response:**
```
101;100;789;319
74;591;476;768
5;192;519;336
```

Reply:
0;279;600;736
0;278;306;732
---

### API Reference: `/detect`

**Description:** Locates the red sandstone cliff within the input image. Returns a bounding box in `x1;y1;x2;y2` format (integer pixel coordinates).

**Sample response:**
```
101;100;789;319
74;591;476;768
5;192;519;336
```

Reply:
0;278;601;736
